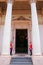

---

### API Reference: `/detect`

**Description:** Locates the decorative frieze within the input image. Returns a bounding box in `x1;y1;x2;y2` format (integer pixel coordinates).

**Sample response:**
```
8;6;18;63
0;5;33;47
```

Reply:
1;14;43;25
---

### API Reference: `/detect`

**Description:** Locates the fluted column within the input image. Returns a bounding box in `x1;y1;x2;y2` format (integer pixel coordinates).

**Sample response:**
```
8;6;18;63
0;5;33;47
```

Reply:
30;0;41;55
2;0;13;55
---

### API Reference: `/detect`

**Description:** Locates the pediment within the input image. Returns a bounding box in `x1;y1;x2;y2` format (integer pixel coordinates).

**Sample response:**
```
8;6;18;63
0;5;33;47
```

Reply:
12;16;31;21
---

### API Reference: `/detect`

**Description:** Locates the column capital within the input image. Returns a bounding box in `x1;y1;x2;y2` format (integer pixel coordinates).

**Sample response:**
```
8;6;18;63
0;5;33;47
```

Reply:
30;0;36;4
8;0;14;4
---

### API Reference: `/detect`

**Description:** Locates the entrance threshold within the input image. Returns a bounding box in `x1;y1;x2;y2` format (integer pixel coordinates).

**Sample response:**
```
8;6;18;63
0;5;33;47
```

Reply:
12;54;31;58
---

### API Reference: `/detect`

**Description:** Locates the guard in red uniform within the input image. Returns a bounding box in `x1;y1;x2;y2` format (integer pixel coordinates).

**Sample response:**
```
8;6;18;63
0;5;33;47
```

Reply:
29;42;32;55
10;41;13;55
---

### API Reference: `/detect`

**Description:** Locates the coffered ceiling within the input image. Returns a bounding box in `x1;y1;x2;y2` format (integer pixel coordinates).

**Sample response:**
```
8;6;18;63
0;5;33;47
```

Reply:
0;0;43;25
0;0;43;10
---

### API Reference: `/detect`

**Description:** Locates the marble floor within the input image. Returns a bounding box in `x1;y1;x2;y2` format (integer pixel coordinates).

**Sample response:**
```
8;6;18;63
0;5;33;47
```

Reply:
32;56;43;65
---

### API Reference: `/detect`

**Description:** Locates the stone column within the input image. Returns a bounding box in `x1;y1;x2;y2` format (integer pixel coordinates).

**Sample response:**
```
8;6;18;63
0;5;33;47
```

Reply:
30;0;41;55
2;0;13;55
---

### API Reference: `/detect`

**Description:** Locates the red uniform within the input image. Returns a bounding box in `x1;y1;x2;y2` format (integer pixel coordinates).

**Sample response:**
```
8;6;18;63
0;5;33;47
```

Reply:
10;43;13;48
29;42;32;55
29;43;32;49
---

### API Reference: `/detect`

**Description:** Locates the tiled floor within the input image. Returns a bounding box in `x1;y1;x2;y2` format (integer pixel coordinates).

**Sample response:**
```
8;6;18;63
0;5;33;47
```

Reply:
0;55;43;65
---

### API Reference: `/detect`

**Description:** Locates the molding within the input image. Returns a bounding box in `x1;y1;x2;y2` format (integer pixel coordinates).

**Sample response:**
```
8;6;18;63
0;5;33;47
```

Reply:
12;16;31;21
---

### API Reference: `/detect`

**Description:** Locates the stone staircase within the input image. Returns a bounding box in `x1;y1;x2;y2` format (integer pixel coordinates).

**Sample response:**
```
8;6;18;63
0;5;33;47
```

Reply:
10;57;33;65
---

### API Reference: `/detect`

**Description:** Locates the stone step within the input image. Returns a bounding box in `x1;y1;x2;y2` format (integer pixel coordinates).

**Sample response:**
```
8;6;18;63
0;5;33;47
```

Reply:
12;57;32;60
10;62;32;64
10;63;32;65
10;57;33;65
11;57;32;62
11;60;32;62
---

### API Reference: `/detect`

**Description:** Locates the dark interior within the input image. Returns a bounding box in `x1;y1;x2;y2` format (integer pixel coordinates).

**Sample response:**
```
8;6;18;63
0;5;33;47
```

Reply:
15;29;28;54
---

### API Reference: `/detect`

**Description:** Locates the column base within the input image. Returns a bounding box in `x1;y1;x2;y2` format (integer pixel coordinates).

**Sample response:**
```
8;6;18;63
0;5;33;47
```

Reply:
1;53;10;55
32;53;42;56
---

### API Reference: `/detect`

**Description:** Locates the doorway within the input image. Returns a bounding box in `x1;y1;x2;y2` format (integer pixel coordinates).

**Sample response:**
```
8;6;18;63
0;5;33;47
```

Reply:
15;29;28;54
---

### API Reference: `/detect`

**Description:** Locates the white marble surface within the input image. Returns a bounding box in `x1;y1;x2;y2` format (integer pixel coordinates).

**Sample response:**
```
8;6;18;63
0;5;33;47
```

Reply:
0;55;43;65
0;55;11;65
32;56;43;65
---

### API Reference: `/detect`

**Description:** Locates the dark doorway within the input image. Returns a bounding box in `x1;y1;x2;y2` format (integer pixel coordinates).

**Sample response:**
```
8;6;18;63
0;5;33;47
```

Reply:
15;29;28;54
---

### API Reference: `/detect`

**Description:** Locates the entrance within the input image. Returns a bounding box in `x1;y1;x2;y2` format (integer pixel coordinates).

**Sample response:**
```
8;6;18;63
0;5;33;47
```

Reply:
15;29;28;54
